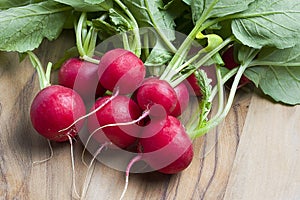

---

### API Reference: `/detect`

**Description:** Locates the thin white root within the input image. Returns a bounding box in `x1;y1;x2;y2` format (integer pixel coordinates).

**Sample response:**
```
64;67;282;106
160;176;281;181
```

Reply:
119;154;143;200
32;139;53;166
80;143;110;200
68;135;81;200
119;174;129;200
59;89;120;133
81;109;150;166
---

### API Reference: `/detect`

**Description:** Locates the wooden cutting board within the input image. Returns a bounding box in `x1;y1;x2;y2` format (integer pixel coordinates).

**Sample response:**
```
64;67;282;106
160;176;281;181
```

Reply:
0;31;299;200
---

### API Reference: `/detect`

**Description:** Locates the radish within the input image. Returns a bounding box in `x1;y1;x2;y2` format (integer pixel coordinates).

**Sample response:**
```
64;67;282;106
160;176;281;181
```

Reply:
30;85;86;142
58;57;106;101
170;82;190;117
87;95;143;149
98;48;146;94
135;77;177;116
28;52;86;142
28;52;86;199
139;115;194;174
119;115;193;199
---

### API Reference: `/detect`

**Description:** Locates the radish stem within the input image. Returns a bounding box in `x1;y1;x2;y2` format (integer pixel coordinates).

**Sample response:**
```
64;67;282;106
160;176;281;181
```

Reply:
114;0;141;57
190;49;260;139
160;0;219;80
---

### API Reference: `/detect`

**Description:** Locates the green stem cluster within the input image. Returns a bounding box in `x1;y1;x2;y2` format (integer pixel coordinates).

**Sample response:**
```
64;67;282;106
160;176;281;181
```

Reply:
114;0;141;57
75;12;100;64
189;49;260;139
160;0;219;81
27;51;52;90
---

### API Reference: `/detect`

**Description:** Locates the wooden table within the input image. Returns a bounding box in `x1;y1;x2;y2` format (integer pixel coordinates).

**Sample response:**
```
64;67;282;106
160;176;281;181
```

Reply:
1;32;300;200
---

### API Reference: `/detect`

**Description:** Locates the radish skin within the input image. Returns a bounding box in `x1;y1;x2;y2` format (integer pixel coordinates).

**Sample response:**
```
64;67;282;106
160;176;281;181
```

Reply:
88;95;143;148
98;48;146;94
139;115;194;174
135;77;177;116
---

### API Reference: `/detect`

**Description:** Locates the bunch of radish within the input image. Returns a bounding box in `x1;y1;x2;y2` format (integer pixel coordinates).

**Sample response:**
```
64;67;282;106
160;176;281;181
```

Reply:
28;12;229;200
29;46;198;199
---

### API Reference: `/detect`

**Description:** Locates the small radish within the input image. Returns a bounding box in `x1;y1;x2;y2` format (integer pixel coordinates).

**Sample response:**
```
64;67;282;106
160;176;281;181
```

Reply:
58;57;106;101
30;85;86;142
87;95;143;149
135;77;177;116
170;82;190;117
119;115;193;199
139;115;194;174
28;52;86;199
28;52;86;142
98;48;146;94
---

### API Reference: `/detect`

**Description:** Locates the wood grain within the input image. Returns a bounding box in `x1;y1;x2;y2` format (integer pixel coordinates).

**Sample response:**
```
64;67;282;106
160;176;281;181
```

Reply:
223;92;300;200
1;32;299;200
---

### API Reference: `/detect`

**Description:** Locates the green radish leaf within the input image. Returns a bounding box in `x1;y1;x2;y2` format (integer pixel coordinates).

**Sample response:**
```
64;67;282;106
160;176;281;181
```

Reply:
144;42;173;67
0;1;71;52
92;18;118;40
245;66;300;105
245;43;300;105
0;0;43;9
232;0;300;49
108;8;132;31
54;0;112;11
253;44;300;67
191;0;255;23
123;0;176;40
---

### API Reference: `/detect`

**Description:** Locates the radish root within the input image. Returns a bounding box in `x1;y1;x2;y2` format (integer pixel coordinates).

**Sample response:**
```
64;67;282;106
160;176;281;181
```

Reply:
67;135;81;200
80;142;111;199
119;154;143;200
32;139;53;165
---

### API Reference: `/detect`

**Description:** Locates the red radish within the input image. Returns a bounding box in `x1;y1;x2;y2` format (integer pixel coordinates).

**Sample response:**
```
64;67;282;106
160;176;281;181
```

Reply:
139;115;194;174
28;52;85;199
58;58;106;101
170;82;190;117
135;77;177;116
87;95;143;149
98;48;146;94
222;46;250;87
30;85;86;142
119;115;193;199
